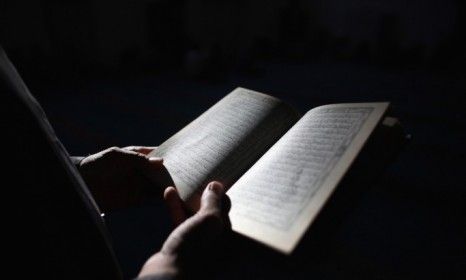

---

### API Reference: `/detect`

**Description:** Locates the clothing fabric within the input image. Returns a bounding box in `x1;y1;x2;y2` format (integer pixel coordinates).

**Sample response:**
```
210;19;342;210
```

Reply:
1;47;170;280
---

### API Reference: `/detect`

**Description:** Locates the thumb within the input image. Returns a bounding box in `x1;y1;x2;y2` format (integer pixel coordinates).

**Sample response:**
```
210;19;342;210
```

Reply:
199;181;224;215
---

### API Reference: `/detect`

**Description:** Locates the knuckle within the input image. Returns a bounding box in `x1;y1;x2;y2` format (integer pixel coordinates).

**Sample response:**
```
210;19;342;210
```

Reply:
106;146;120;153
103;146;123;159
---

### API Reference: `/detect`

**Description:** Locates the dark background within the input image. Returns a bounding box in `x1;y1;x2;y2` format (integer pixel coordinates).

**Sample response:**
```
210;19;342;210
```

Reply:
1;0;465;279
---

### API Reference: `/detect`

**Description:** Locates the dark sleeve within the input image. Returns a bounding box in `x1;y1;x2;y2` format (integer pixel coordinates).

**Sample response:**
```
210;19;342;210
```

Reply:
1;46;123;279
71;156;85;166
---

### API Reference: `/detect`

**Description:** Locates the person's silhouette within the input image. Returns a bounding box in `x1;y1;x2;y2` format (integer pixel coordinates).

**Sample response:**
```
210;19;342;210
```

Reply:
1;47;230;280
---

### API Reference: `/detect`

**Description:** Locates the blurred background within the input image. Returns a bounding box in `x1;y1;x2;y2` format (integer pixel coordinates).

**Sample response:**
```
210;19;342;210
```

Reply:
1;0;465;279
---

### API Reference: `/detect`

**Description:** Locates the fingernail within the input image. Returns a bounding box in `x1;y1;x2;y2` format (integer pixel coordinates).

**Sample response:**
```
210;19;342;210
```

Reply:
149;157;163;162
208;181;223;194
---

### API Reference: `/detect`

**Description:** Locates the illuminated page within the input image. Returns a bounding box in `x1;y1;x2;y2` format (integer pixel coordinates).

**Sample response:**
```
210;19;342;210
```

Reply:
228;103;389;254
150;88;300;207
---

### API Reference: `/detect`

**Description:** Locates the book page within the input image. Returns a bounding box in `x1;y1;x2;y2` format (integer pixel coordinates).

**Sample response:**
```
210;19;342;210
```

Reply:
227;103;388;253
149;88;300;207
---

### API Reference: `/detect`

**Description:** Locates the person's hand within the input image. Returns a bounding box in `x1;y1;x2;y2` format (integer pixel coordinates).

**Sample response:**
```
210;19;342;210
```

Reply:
78;146;172;211
138;181;231;279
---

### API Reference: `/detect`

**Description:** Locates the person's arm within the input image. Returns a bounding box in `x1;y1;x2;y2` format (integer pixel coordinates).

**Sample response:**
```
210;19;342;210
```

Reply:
1;46;123;279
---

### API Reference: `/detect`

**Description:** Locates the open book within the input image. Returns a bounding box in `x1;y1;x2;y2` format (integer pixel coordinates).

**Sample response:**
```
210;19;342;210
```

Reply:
149;87;394;254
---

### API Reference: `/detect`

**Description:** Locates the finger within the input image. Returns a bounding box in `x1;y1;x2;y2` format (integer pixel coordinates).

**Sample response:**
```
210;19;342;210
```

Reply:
114;148;164;171
147;157;164;167
133;147;157;155
116;148;171;194
123;146;158;155
141;157;170;189
113;148;160;169
164;187;187;226
110;147;148;160
199;181;224;214
102;147;148;171
106;149;167;188
161;183;226;257
107;147;161;166
148;156;163;161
